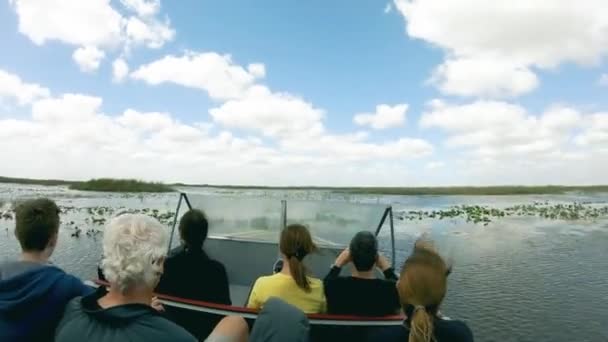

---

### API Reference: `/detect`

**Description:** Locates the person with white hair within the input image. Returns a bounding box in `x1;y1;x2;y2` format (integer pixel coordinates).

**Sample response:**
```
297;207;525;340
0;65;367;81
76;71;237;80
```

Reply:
54;214;197;342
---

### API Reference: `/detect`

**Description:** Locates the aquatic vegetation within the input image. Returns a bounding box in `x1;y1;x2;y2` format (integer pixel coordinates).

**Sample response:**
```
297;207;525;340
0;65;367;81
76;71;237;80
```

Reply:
69;178;174;193
2;176;608;195
396;202;608;225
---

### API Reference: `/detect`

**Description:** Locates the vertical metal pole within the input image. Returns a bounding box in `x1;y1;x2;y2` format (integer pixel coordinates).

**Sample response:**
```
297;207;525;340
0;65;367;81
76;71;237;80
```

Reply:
167;193;184;254
374;207;390;236
280;200;287;230
389;206;396;269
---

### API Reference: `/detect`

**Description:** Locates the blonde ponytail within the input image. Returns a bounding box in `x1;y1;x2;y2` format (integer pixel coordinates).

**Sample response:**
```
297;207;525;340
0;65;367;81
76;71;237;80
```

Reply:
408;307;434;342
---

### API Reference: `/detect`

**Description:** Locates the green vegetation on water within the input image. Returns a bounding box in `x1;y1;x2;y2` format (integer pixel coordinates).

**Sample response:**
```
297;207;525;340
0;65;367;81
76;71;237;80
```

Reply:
69;179;174;193
1;176;608;195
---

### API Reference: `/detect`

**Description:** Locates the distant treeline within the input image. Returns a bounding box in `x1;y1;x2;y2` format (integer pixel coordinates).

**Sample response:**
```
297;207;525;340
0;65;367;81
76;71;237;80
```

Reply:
1;176;607;195
69;179;174;193
0;177;174;193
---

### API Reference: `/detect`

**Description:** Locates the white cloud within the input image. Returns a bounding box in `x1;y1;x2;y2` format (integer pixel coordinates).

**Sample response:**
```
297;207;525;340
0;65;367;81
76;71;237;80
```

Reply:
575;113;608;146
394;0;608;97
384;3;393;14
354;104;408;130
425;161;445;170
0;69;50;105
32;93;102;123
131;52;265;100
420;99;582;158
209;85;325;138
429;58;539;98
247;63;266;78
124;16;174;49
112;58;129;82
72;46;106;72
599;74;608;86
0;66;435;185
9;0;174;71
10;0;123;47
120;0;160;17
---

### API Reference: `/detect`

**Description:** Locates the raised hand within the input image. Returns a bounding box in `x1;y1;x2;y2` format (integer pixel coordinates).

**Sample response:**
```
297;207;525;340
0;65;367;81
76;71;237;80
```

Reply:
376;254;391;271
334;248;351;267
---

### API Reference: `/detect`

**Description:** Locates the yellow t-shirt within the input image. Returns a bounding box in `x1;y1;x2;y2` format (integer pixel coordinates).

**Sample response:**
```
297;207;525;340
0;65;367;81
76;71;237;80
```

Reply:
247;273;327;314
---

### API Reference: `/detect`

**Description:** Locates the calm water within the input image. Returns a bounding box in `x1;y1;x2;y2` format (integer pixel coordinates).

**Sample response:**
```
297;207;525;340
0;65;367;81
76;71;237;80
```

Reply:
1;183;607;342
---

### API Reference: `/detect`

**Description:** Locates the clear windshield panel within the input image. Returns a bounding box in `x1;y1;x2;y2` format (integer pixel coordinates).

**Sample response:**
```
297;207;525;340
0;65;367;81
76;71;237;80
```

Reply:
285;199;389;247
182;194;283;243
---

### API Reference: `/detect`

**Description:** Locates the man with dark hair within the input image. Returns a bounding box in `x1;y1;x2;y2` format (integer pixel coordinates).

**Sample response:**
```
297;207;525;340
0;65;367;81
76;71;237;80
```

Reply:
0;198;92;341
156;209;230;339
323;231;400;316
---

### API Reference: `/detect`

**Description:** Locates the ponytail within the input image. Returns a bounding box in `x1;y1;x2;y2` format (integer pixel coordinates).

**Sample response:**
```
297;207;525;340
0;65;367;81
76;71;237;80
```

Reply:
288;256;311;291
409;306;434;342
280;224;317;292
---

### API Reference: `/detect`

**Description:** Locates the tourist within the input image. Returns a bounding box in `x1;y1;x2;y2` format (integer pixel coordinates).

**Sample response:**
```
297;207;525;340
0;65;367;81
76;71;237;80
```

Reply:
54;214;196;342
156;209;230;339
368;239;473;342
247;224;326;313
157;209;230;303
324;231;400;316
207;298;309;342
0;198;92;341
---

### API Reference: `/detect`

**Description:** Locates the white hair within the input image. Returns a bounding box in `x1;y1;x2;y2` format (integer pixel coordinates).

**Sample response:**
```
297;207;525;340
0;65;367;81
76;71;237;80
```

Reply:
101;214;168;293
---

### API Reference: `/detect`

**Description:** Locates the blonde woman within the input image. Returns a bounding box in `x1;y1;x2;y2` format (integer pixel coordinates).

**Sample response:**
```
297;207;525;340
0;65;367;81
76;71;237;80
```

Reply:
370;239;473;342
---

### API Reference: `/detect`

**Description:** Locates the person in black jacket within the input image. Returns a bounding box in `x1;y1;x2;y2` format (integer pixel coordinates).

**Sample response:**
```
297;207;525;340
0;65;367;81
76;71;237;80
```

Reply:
324;231;400;316
156;209;231;339
156;208;230;303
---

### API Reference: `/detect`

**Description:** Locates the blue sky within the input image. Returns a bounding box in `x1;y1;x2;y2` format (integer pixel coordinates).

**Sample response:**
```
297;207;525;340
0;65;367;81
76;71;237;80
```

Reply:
0;0;607;186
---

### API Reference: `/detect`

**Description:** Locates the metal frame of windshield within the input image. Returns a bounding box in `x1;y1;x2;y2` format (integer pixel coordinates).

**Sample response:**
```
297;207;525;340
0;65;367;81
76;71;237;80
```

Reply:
168;193;395;268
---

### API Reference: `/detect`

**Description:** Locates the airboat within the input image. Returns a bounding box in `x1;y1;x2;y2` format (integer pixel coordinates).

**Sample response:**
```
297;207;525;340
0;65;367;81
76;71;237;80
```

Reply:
94;192;404;341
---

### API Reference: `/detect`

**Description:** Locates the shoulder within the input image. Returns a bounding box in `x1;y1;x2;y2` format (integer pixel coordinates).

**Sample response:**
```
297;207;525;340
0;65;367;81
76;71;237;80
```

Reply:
436;318;474;342
153;316;197;341
207;258;228;274
56;296;85;332
253;274;274;286
308;276;323;287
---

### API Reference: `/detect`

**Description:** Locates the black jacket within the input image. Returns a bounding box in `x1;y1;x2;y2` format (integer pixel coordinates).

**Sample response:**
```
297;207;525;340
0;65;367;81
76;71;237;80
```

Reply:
55;291;196;342
324;266;400;316
156;246;230;304
155;246;231;340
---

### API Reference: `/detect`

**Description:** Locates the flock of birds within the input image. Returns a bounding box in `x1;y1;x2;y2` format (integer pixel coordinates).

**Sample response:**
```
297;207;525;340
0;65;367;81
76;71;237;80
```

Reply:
0;204;176;239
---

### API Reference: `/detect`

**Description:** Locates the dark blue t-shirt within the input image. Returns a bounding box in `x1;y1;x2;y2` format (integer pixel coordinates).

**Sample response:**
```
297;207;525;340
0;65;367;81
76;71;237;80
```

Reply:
368;318;474;342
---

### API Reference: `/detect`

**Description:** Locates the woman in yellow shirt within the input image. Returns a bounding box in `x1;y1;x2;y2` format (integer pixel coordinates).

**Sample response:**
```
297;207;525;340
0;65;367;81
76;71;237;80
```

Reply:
247;224;326;314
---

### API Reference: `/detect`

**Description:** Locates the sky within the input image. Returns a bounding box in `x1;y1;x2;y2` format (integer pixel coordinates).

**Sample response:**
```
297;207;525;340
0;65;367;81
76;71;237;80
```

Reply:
0;0;607;186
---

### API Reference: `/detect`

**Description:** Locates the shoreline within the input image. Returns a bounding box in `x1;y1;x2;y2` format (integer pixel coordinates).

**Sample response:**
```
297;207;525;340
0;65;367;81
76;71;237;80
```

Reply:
1;176;608;196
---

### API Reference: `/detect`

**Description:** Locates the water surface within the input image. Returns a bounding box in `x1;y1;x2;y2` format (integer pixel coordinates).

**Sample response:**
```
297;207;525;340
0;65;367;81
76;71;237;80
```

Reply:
1;184;606;342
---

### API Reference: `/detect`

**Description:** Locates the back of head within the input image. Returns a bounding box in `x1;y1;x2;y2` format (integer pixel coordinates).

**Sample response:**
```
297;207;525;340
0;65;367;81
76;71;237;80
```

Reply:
178;209;208;251
349;231;378;272
101;214;168;294
280;224;317;291
398;239;448;342
15;198;60;252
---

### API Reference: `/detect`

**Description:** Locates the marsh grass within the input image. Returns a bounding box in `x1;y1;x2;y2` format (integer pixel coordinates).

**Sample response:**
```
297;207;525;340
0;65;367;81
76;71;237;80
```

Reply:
69;179;174;193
